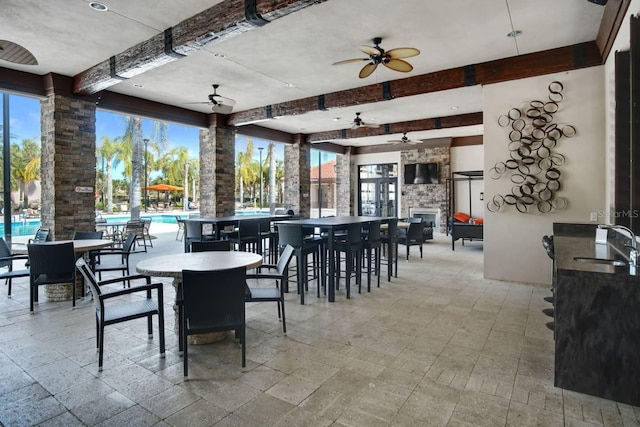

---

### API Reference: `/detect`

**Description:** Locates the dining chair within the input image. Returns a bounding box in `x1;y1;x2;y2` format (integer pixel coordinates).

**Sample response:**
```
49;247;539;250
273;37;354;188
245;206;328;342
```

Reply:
362;220;381;291
27;242;76;312
93;233;136;285
175;215;185;241
0;237;30;297
180;266;247;376
229;219;261;253
190;239;232;252
397;219;425;260
75;258;165;371
276;223;324;304
140;216;154;248
125;220;147;252
246;244;295;333
72;231;104;271
28;227;50;243
333;223;363;299
380;218;398;280
183;220;218;252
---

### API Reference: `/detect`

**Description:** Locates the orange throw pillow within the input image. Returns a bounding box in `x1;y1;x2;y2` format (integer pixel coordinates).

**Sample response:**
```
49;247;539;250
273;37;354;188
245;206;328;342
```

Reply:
473;217;484;225
453;212;471;223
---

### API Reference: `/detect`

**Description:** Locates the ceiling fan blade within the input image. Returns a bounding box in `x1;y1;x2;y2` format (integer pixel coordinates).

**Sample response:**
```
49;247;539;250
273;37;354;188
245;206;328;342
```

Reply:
386;47;420;59
214;96;236;106
383;58;413;73
359;63;377;78
332;58;368;66
363;122;380;128
0;40;38;65
358;45;379;55
212;104;233;114
185;101;213;105
388;139;403;144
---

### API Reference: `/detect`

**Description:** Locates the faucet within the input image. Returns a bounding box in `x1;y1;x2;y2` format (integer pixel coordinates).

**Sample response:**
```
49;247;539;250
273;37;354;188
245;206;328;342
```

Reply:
598;224;638;266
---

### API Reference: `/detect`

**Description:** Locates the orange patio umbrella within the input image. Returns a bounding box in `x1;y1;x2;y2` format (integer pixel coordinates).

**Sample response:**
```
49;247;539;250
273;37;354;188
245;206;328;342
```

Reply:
143;184;183;191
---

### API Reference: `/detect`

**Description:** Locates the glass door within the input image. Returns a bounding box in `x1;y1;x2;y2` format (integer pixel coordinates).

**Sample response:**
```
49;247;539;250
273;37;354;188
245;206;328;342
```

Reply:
358;164;397;217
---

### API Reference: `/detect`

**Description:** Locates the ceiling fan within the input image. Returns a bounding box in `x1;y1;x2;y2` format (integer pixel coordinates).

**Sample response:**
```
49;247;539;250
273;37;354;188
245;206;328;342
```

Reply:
351;112;379;129
187;84;236;113
333;37;420;78
388;133;422;145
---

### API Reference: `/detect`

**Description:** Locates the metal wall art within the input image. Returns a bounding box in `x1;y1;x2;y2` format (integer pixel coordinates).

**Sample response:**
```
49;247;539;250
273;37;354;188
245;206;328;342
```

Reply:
487;81;575;214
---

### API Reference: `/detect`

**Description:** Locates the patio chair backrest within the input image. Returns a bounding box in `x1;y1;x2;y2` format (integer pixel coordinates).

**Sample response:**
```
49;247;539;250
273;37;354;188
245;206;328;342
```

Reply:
0;238;13;268
73;231;104;240
75;258;103;311
31;227;50;243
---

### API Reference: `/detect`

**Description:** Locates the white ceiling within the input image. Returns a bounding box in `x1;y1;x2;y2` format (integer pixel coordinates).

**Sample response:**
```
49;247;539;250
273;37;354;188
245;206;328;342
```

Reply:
0;0;606;146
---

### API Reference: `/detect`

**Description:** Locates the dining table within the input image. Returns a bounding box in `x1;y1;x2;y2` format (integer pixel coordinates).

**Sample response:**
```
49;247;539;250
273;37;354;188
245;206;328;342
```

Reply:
13;239;115;302
182;214;292;239
277;216;393;302
136;250;263;344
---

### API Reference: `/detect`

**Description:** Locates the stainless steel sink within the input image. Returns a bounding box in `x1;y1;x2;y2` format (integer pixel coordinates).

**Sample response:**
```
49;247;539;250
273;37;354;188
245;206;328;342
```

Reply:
573;257;627;267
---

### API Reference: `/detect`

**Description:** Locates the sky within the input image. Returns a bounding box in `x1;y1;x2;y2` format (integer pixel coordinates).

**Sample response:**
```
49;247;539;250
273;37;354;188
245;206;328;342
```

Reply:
2;92;330;179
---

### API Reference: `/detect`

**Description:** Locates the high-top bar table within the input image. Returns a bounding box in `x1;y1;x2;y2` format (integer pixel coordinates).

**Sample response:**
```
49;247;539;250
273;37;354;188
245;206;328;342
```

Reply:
277;216;390;302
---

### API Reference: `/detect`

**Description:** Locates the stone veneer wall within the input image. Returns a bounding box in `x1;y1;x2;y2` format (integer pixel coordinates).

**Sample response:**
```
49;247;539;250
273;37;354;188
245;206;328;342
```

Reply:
401;146;451;231
284;137;311;217
199;116;235;217
40;94;96;240
335;151;353;216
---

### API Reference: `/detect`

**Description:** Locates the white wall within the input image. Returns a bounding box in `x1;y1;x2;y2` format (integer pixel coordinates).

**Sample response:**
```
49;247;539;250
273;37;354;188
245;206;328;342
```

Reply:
484;66;606;285
451;145;484;219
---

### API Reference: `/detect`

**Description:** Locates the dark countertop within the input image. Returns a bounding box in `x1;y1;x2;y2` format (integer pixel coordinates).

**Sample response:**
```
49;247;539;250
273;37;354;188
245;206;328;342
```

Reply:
552;222;640;407
553;223;638;278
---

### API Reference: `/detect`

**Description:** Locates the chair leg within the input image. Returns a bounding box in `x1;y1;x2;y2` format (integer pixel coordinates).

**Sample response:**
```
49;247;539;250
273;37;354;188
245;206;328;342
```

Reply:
183;315;188;377
240;324;246;368
394;243;398;277
158;310;166;357
280;299;287;334
98;324;105;371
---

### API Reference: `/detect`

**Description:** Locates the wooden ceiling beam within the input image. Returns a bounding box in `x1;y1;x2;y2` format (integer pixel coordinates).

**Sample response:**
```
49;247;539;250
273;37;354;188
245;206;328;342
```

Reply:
306;112;483;143
596;0;632;61
72;0;322;95
229;41;601;127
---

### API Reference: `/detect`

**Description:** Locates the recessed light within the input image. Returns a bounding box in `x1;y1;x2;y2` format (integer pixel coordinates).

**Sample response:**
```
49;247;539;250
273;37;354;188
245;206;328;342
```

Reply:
213;52;226;58
507;30;522;38
450;106;459;110
89;2;109;12
133;84;144;88
332;117;341;122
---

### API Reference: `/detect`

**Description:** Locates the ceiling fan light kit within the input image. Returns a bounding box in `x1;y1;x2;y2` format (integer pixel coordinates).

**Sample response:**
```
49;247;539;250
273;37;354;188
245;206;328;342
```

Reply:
333;37;420;78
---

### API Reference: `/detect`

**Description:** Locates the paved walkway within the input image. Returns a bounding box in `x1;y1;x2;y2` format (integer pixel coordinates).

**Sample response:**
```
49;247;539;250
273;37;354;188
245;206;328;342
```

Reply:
0;227;638;426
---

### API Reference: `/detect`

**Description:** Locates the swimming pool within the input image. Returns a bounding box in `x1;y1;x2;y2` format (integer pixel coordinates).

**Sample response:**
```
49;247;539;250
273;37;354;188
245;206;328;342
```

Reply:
1;211;270;237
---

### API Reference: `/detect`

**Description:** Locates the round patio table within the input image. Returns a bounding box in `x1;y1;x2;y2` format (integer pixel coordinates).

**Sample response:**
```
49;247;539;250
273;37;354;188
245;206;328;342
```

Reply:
136;251;263;344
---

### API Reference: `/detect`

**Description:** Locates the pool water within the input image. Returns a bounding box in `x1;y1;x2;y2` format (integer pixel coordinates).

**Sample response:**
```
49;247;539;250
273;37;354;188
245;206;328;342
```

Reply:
2;211;270;237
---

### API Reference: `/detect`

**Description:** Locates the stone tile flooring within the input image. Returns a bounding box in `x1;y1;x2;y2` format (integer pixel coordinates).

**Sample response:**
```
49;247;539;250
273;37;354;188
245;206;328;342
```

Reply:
1;230;639;426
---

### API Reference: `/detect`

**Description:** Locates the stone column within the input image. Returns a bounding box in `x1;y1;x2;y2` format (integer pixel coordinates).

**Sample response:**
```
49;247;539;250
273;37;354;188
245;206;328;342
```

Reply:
284;135;311;218
41;93;96;238
335;149;353;216
40;78;96;301
199;114;235;217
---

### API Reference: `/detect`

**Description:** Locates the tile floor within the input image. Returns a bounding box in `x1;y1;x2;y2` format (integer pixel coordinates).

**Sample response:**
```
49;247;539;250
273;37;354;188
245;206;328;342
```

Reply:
1;228;639;426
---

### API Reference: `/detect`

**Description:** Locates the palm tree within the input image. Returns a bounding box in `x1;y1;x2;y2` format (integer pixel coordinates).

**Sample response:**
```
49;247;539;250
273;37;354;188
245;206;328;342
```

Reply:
11;138;40;209
268;141;276;209
122;116;143;218
97;136;122;214
158;146;190;208
236;140;256;206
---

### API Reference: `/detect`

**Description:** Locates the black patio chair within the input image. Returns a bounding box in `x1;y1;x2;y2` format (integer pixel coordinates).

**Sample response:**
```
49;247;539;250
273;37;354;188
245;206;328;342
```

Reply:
180;267;247;376
0;237;30;297
93;233;136;285
75;258;165;371
72;230;104;271
190;239;232;252
397;219;425;260
27;241;76;312
246;244;295;333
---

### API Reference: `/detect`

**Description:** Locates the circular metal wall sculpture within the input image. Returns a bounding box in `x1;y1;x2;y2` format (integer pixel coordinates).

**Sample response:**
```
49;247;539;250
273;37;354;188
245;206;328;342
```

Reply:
488;81;575;214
